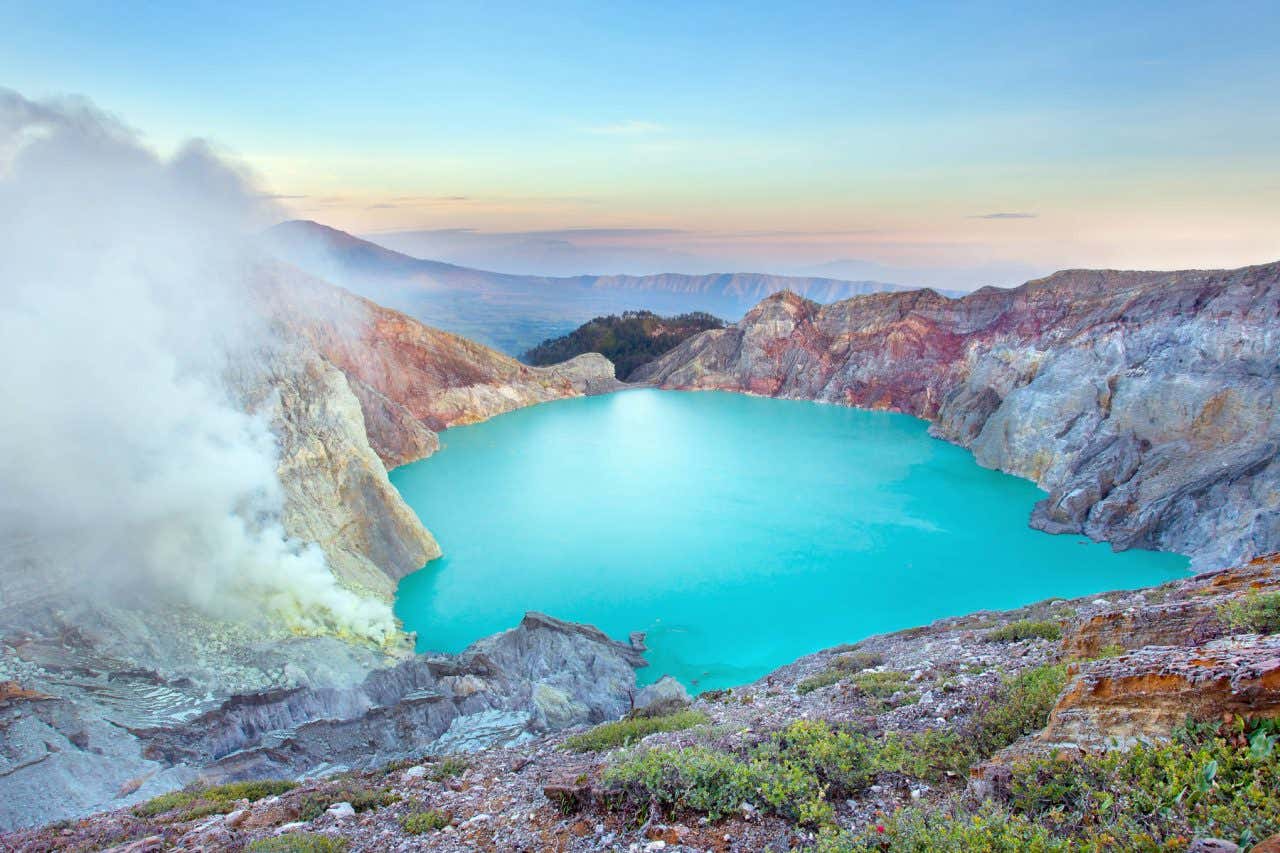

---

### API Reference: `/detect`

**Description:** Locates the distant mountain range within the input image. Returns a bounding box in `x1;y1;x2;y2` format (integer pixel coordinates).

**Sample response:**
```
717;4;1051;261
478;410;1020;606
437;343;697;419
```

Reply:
265;220;925;355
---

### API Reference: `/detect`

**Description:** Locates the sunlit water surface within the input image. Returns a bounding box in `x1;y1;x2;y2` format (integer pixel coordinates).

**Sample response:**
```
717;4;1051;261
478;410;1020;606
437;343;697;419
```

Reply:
392;390;1186;692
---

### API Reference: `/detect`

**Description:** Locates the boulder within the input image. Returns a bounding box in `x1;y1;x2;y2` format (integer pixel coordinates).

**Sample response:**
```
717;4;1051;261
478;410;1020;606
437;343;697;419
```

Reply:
633;676;691;715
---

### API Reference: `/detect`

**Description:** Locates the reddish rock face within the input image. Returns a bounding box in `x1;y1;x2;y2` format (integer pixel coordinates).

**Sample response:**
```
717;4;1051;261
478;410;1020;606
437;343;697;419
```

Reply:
254;263;616;468
1043;637;1280;749
1062;556;1280;659
636;262;1280;569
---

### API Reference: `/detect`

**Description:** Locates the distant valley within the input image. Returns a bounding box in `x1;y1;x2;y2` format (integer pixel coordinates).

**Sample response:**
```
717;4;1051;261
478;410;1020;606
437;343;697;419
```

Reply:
265;220;926;356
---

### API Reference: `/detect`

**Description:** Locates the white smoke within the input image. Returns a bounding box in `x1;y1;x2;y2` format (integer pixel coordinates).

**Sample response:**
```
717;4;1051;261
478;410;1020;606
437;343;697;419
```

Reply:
0;90;395;642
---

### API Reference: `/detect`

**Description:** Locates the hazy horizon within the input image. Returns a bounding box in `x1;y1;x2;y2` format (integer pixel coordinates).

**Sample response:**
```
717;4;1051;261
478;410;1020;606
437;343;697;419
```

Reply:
3;1;1278;290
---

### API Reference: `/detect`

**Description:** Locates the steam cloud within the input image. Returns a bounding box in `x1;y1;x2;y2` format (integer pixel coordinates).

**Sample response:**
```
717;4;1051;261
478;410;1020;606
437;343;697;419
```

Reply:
0;90;395;641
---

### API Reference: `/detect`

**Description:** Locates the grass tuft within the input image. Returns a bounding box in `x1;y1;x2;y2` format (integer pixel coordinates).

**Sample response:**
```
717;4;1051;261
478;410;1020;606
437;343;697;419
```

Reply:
401;809;451;834
1219;589;1280;634
984;620;1062;643
564;709;707;752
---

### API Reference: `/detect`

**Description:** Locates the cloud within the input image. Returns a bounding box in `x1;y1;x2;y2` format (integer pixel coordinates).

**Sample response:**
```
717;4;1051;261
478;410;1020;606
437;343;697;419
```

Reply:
0;89;394;644
970;212;1038;219
585;119;666;135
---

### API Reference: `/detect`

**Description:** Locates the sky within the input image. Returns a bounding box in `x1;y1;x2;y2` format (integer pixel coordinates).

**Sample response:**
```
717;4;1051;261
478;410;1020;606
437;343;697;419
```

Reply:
3;0;1278;288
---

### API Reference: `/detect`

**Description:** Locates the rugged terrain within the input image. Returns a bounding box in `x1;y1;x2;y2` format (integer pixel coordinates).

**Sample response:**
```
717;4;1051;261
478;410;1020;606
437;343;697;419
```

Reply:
265;220;919;355
635;261;1280;570
6;259;1280;839
250;263;621;597
0;263;623;830
8;556;1278;851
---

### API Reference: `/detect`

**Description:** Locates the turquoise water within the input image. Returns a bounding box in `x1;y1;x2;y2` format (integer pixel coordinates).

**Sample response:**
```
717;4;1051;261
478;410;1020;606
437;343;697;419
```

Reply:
392;389;1187;692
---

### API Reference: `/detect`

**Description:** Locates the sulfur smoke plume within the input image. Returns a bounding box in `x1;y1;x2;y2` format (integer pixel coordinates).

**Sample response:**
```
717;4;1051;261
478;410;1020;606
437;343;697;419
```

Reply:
0;90;395;641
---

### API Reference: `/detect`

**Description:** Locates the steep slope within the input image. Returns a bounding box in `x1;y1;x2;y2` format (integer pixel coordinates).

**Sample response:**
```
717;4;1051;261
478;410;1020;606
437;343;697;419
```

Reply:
0;263;625;830
249;261;622;599
634;262;1280;569
265;220;918;355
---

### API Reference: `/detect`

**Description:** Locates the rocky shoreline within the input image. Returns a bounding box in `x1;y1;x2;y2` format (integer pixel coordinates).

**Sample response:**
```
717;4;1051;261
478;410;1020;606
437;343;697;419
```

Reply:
6;261;1280;842
634;262;1280;570
7;556;1278;851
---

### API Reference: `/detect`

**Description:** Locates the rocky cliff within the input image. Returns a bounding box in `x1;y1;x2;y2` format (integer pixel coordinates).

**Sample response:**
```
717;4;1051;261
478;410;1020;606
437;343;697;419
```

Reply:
249;263;620;598
0;612;648;832
0;264;626;831
634;261;1280;569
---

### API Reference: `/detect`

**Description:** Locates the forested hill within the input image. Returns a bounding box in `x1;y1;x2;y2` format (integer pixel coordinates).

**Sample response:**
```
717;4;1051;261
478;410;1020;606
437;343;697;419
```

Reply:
522;310;725;380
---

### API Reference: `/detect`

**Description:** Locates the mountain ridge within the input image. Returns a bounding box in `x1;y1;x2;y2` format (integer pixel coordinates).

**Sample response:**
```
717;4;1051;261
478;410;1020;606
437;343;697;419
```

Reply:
265;220;927;354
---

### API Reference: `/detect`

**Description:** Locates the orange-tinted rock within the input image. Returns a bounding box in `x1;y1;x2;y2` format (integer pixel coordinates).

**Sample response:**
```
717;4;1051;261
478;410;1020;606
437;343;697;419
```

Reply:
1061;556;1280;659
1041;636;1280;749
0;681;52;704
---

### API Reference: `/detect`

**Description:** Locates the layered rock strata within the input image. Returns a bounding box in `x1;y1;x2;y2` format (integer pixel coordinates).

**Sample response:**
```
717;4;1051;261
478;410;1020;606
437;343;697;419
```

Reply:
0;613;646;831
634;262;1280;568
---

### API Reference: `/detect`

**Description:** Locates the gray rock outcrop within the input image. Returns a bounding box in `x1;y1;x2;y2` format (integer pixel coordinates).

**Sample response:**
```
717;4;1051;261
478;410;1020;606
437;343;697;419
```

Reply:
636;262;1280;569
0;612;647;830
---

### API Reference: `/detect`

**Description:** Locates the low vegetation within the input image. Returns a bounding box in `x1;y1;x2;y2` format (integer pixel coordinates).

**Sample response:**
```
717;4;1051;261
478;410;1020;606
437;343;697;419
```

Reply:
564;708;707;752
522;310;725;379
796;659;911;702
132;779;296;820
245;834;348;853
833;651;885;671
602;664;1069;828
1219;589;1280;634
818;716;1280;850
985;619;1063;643
796;669;846;694
400;808;451;834
297;784;399;821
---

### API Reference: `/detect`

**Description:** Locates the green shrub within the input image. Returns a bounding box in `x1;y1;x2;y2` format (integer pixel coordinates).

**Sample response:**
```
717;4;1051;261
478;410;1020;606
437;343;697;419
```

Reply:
400;809;451;834
985;620;1063;643
131;779;296;819
202;779;296;803
1004;717;1280;848
564;709;707;752
1219;590;1280;634
814;716;1280;851
797;669;845;694
604;719;887;827
246;834;348;853
132;790;198;818
849;670;911;698
428;756;469;780
602;744;760;820
832;651;885;672
966;664;1069;759
874;729;970;780
297;785;399;821
601;666;1069;831
814;802;1070;851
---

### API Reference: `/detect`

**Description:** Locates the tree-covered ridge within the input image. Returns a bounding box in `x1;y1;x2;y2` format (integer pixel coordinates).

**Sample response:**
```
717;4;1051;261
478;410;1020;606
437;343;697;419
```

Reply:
522;310;725;380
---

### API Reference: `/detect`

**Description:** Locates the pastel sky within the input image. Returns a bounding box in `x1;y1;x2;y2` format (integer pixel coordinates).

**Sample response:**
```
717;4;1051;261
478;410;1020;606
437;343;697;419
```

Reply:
3;1;1278;288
